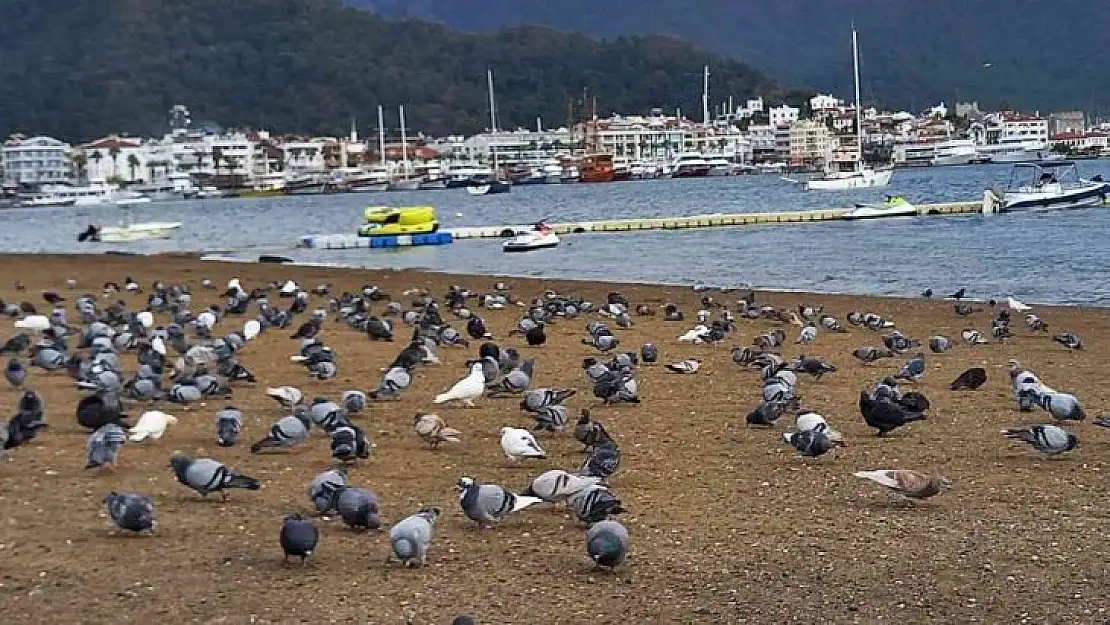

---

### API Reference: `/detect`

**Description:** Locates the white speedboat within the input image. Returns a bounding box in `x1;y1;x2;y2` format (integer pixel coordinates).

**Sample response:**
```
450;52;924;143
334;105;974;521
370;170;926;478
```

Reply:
467;177;511;195
842;195;919;220
503;222;559;252
804;166;894;191
78;221;182;243
984;161;1109;213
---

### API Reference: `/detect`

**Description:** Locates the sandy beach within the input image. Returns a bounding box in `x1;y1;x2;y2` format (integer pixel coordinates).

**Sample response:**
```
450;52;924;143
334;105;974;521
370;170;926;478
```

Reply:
0;253;1107;624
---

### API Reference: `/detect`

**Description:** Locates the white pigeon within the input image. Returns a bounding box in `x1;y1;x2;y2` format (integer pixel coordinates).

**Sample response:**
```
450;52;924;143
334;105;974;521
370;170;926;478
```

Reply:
787;410;844;443
677;325;710;343
14;315;51;331
243;319;261;341
128;410;178;442
196;310;217;329
433;362;485;406
266;386;304;408
500;426;547;460
1006;296;1032;312
280;280;298;296
664;359;701;374
523;469;601;503
151;336;167;356
136;311;154;329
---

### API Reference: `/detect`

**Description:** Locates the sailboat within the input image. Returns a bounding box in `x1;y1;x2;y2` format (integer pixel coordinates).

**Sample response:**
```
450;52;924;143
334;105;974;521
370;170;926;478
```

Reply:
803;27;893;191
468;69;512;196
392;104;423;191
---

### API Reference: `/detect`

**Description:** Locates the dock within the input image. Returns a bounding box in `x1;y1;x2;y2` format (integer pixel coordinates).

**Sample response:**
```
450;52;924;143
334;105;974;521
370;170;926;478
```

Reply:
298;200;984;249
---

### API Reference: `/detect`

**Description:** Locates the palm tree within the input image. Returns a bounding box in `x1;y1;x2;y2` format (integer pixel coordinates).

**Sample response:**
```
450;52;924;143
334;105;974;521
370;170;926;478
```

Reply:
211;147;224;175
72;152;88;182
127;154;140;182
147;162;157;182
108;146;121;176
90;150;103;179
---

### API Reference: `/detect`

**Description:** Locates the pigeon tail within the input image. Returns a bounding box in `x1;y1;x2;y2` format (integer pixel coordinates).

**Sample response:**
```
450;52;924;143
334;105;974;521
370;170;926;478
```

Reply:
250;437;290;454
391;536;417;560
511;495;543;512
225;473;260;490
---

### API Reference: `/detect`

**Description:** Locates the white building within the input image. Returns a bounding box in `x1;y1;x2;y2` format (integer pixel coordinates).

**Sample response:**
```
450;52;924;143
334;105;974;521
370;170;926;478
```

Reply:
809;94;841;112
585;115;750;161
769;104;800;128
788;120;831;166
978;113;1049;146
282;138;332;173
459;128;572;162
82;136;145;182
2;135;72;185
736;97;764;119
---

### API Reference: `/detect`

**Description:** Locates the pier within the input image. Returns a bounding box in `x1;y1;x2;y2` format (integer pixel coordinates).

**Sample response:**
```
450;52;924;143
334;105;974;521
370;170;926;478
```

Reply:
297;200;984;249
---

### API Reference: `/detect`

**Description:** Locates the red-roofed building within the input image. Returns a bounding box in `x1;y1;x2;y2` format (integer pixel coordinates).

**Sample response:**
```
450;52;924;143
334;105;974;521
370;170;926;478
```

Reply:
80;135;145;181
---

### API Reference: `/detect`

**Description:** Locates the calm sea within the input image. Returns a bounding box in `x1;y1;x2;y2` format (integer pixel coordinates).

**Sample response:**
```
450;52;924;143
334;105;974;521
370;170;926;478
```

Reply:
3;162;1110;305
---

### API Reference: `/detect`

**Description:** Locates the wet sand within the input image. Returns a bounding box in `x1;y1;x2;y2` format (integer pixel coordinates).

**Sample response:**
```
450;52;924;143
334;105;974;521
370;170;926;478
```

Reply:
0;254;1108;624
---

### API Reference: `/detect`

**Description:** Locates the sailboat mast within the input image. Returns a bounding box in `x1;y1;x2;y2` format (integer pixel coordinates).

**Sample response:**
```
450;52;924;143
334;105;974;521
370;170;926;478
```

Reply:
487;69;499;170
852;27;863;157
377;105;385;167
702;65;710;124
399;104;409;174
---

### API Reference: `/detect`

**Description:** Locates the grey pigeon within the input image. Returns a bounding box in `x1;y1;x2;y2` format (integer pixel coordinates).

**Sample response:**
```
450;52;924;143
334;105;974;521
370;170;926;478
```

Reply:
32;346;67;371
280;514;319;565
341;390;367;414
571;485;626;524
586;519;629;570
487;358;535;396
928;336;952;353
389;506;440;567
250;410;310;453
104;492;156;533
531;404;569;432
457;476;542;529
215;406;243;447
86;423;127;469
330;424;371;462
309;398;349;432
1053;332;1082;350
5;357;26;388
335;486;381;530
895;352;926;382
370;366;411;400
782;424;838;457
1003;424;1078;456
169;454;260;499
307;468;348;514
1035;391;1085;421
168;383;202;404
580;439;621;483
520;387;576;412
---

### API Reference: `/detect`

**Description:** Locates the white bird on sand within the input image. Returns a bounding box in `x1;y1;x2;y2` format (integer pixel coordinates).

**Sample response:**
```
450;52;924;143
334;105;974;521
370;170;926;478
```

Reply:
266;386;304;408
128;410;179;442
500;426;547;460
785;410;844;443
522;469;601;503
1006;297;1032;312
14;315;51;331
664;359;701;374
136;311;154;329
151;336;167;356
433;362;485;406
677;325;710;343
243;319;261;341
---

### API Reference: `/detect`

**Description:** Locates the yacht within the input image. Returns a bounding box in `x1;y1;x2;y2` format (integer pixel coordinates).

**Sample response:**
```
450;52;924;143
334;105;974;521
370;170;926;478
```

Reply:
612;157;633;181
976;142;1052;164
445;163;492;188
31;180;149;206
984;161;1109;213
541;160;564;184
801;27;894;191
135;172;199;201
930;139;977;166
338;167;391;193
671;153;711;178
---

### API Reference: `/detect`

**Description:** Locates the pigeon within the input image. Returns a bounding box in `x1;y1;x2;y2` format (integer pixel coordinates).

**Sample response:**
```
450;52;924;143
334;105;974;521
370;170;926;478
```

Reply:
640;343;658;364
1034;392;1085;422
341;390;368;414
895;352;926;382
6;389;47;448
859;391;926;436
790;356;837;380
457;476;542;529
169;455;260;499
1053;332;1082;350
330;424;371;462
370;366;412;400
250;410;311;453
961;329;988;345
1006;296;1032;312
530;404;569;432
307;468;348;514
128;410;178;442
1002;424;1078;456
280;514;319;565
586;519;629;570
0;333;31;355
950;367;987;390
389;507;441;567
500;426;546;461
1025;314;1048;332
852;346;893;364
664;359;700;374
746;400;790;427
948;288;966;300
782;425;839;457
573;408;608;451
433;362;485;406
521;469;602;504
308;398;349;432
103;492;156;534
795;323;817;344
854;469;950;502
331;486;381;531
215;406;243;447
413;412;462;447
487;358;535;395
86;423;127;470
580;438;621;483
5;357;26;388
75;392;125;431
265;386;304;409
571;484;626;524
520;387;576;412
928;336;951;353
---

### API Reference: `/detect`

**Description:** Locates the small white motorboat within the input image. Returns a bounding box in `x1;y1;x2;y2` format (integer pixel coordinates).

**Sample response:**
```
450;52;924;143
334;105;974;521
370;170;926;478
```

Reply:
503;221;559;252
983;161;1109;213
78;221;182;243
841;195;919;220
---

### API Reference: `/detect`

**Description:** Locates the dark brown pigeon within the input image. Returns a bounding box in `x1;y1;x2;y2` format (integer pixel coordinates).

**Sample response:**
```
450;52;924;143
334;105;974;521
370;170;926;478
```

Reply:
950;367;988;391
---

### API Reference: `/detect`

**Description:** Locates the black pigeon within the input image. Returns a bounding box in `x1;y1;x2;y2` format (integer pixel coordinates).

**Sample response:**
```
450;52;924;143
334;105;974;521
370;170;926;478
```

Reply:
950;367;987;390
466;316;490;340
525;324;546;346
859;391;926;436
922;288;933;298
289;320;320;340
280;514;319;565
0;333;31;355
76;393;128;430
898;391;931;413
949;288;966;300
790;356;837;380
746;401;787;427
6;389;47;449
640;343;658;364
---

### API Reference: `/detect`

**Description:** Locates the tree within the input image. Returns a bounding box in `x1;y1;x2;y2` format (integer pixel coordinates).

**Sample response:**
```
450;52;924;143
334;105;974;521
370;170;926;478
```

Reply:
89;150;103;179
146;161;157;181
126;153;140;182
72;152;88;181
108;146;121;176
210;147;224;175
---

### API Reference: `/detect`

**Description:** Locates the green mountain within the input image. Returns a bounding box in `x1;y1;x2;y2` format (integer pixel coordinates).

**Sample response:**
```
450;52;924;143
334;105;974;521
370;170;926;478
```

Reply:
350;0;1110;114
0;0;786;141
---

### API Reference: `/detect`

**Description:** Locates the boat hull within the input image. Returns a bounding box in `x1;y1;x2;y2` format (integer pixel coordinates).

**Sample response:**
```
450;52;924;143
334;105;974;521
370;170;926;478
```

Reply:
467;181;511;195
804;167;894;191
97;221;182;242
503;232;560;252
1002;183;1109;212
